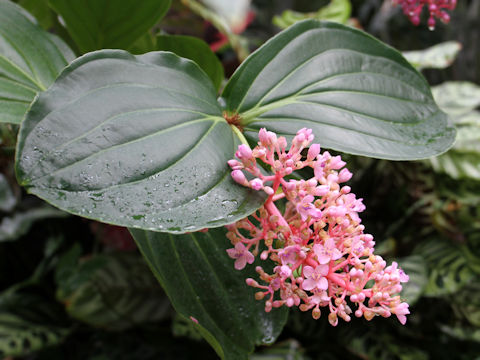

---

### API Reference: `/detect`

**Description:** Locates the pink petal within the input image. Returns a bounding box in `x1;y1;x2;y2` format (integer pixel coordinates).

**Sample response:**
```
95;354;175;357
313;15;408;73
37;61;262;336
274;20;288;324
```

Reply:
303;266;314;277
396;314;407;325
331;248;342;261
317;277;329;290
226;248;237;259
317;264;330;276
302;278;316;291
234;256;247;270
317;253;331;265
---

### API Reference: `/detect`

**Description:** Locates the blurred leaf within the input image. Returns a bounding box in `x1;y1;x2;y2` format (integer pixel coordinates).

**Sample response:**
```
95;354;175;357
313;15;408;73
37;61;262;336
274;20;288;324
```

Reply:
250;339;306;360
156;34;224;91
224;20;455;160
15;50;266;233
403;41;462;70
273;0;352;29
0;0;74;124
415;239;478;297
18;0;54;29
396;255;428;305
0;174;16;212
430;82;480;179
430;150;480;180
131;227;289;360
56;253;171;331
48;0;171;53
0;206;69;242
432;82;480;117
440;324;480;343
0;290;69;357
201;0;251;31
451;283;480;327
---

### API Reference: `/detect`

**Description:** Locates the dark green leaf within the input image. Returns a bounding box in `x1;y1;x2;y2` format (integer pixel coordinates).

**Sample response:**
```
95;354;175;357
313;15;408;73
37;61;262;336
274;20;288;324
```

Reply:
156;34;224;91
56;253;171;330
48;0;171;53
131;227;289;360
0;0;74;124
0;206;68;242
16;50;266;233
222;20;455;160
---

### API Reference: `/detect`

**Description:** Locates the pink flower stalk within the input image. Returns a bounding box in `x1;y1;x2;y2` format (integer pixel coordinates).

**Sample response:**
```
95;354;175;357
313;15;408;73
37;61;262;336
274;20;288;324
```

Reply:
226;127;410;326
392;0;457;30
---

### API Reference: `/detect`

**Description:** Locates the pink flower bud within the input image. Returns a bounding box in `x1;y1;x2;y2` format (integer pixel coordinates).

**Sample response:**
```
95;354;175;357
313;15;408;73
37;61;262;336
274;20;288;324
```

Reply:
307;144;320;161
231;170;248;185
250;178;263;190
338;168;352;183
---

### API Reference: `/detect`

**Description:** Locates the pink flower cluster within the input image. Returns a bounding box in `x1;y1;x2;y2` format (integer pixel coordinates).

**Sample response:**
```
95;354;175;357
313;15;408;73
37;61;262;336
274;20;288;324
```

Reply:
226;128;410;326
392;0;457;30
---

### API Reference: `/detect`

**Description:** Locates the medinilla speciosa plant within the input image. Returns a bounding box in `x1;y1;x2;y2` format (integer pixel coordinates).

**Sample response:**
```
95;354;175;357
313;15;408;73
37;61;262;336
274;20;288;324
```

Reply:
1;0;456;358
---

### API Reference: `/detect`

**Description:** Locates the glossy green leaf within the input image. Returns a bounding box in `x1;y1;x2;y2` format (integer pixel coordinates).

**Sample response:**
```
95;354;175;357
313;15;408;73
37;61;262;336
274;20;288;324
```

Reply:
0;206;68;242
48;0;171;53
222;20;455;160
403;41;462;70
156;34;224;91
0;0;74;124
16;50;266;233
131;227;289;360
56;253;171;330
273;0;352;29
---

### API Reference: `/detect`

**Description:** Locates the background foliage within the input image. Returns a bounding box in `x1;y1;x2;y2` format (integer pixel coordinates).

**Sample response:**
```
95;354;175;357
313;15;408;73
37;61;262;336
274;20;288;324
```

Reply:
0;0;479;359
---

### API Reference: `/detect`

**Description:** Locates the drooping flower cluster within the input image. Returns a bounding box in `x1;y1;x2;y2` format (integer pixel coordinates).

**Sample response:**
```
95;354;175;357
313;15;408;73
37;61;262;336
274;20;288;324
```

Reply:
392;0;457;30
226;128;410;326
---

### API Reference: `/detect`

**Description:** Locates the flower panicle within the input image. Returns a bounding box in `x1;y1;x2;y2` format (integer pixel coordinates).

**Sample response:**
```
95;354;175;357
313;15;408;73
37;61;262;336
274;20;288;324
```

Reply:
392;0;457;30
226;127;410;326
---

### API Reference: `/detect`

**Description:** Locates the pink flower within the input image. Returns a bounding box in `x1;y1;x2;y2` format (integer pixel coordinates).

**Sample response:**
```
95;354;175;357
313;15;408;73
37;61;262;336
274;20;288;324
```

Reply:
296;195;322;221
302;265;329;291
278;245;303;265
313;238;342;264
226;243;254;270
392;302;410;325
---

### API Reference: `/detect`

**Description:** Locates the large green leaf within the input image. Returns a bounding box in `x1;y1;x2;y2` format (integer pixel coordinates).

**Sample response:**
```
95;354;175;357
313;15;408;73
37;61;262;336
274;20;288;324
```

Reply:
48;0;171;53
131;227;289;360
56;253;171;330
0;0;74;124
16;50;266;233
222;20;455;160
156;34;224;92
